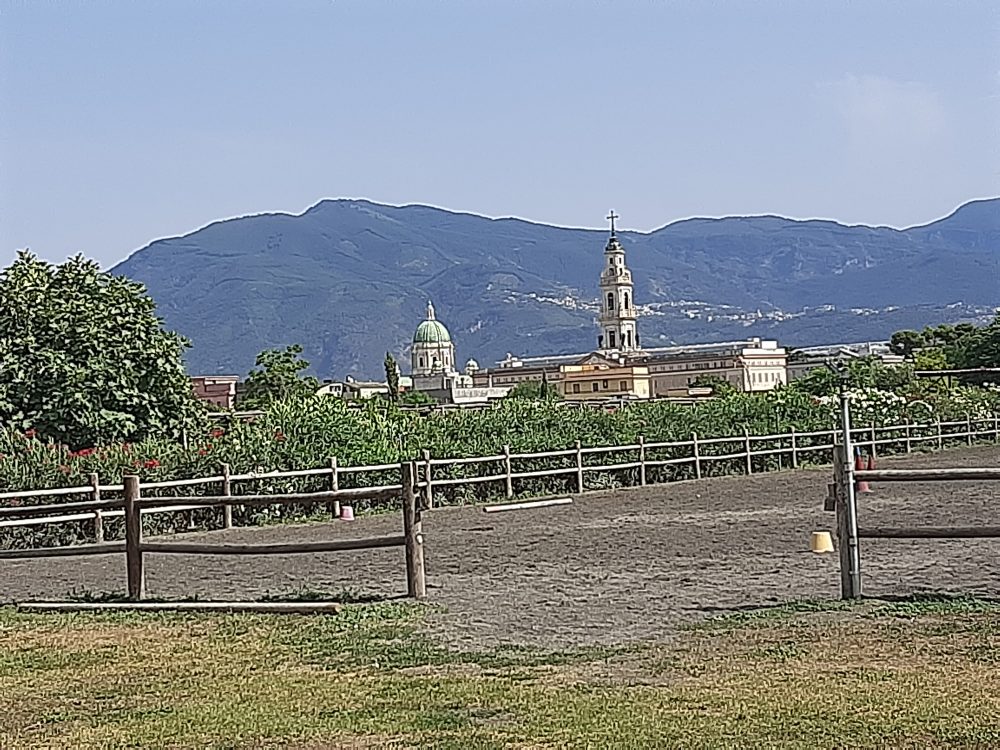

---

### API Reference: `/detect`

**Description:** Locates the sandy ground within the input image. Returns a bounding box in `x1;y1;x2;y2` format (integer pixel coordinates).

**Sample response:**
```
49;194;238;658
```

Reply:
3;445;999;649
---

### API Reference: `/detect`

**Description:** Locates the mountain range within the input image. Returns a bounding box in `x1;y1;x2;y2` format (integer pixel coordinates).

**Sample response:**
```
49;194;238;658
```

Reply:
112;198;1000;379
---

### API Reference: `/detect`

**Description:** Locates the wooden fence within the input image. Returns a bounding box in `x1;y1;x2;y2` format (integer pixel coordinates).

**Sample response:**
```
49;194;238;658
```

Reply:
828;401;1000;599
2;415;999;544
0;463;427;602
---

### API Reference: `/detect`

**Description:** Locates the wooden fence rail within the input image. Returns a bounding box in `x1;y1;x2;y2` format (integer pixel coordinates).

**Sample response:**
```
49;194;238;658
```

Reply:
3;415;999;541
828;402;1000;600
0;463;427;603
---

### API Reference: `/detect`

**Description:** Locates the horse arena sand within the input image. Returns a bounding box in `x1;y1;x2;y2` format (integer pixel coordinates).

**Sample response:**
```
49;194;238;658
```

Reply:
3;445;999;650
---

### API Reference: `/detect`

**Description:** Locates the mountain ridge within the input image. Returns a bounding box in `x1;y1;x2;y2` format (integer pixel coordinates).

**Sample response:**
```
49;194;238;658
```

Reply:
112;197;1000;379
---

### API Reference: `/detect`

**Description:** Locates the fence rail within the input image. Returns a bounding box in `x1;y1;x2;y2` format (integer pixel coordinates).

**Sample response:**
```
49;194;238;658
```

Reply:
0;464;427;603
3;414;999;540
827;403;1000;599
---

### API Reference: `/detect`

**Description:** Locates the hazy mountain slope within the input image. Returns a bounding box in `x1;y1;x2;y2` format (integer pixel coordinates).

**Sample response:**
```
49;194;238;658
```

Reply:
112;198;1000;378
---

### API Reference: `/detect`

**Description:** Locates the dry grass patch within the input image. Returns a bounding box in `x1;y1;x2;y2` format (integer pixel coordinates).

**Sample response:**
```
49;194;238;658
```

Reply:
1;597;999;749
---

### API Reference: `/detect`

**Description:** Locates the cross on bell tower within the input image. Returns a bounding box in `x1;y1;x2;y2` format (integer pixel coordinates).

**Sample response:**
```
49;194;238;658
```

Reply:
596;210;639;354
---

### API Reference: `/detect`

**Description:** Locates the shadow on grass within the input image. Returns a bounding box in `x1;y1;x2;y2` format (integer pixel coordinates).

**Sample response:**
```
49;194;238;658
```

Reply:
693;592;1000;630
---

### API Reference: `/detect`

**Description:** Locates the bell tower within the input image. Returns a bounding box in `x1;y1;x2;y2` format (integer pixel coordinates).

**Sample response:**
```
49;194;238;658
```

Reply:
596;211;639;353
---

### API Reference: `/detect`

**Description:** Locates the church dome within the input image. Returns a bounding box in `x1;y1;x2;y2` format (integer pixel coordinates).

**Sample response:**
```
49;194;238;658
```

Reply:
412;301;451;344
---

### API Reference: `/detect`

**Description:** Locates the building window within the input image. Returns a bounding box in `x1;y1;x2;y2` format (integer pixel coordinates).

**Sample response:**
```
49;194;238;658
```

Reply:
626;330;632;348
608;331;616;348
607;292;614;310
624;292;630;309
619;380;627;391
573;383;580;393
602;379;608;389
419;357;425;368
592;382;599;392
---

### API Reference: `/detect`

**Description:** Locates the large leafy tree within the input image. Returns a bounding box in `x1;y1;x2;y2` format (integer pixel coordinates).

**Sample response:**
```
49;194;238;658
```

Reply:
238;344;320;408
952;314;1000;369
0;251;204;448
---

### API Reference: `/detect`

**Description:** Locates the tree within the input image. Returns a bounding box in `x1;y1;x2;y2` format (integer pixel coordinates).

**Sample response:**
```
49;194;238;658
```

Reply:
952;314;1000;369
239;344;319;408
889;330;926;357
384;352;400;403
689;374;737;396
401;389;436;406
0;251;204;448
507;379;562;401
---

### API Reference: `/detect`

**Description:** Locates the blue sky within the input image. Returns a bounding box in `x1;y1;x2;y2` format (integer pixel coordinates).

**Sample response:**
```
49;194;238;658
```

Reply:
1;0;998;268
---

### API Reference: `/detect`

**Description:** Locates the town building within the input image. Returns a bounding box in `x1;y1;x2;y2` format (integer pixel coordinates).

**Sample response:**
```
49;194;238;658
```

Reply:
406;302;510;404
190;375;239;409
787;341;905;381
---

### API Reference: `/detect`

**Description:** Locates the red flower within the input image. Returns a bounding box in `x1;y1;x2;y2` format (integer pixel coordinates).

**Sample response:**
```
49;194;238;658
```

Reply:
198;448;209;456
76;448;95;457
144;459;161;469
24;429;37;439
274;430;286;442
211;428;225;438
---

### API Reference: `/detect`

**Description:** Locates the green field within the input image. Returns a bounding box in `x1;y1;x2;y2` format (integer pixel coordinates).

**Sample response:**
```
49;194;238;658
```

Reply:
2;597;999;749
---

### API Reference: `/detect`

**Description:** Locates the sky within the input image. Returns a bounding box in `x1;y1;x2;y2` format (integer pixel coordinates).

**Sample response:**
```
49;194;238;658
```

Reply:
1;0;998;269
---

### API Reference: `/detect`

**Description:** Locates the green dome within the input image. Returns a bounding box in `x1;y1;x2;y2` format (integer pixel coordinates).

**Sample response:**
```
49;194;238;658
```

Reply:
413;319;451;344
412;301;451;344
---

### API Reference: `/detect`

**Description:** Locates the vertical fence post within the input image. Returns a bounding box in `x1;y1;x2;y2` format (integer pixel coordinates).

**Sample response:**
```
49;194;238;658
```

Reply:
422;450;433;510
869;424;877;459
995;413;999;444
327;457;341;518
836;394;862;600
966;413;973;446
743;428;752;475
89;472;104;543
575;440;584;494
503;444;513;499
905;423;912;453
221;463;233;529
123;474;144;601
790;427;799;469
692;432;702;480
401;462;426;600
936;419;943;450
638;435;647;486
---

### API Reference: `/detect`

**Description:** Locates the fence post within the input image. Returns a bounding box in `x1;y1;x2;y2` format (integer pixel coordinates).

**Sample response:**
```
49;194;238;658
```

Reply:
836;395;862;600
422;450;433;510
869;423;877;459
123;474;144;601
503;444;513;499
638;435;647;486
692;432;702;480
575;440;584;494
401;462;426;599
221;463;233;529
833;444;859;600
327;457;341;518
89;472;104;543
789;427;799;469
966;413;973;446
905;423;912;453
743;428;752;475
995;413;1000;444
936;419;943;450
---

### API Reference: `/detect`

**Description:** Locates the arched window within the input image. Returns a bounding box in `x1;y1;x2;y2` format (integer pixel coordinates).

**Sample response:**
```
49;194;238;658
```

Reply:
419;356;425;368
607;292;614;310
624;292;630;309
608;330;616;349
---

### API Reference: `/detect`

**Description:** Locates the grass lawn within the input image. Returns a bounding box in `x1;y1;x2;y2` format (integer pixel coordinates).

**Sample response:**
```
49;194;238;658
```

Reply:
2;596;999;749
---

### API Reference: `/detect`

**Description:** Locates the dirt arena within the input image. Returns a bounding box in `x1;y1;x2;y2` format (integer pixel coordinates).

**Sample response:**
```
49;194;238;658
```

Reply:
3;445;999;649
